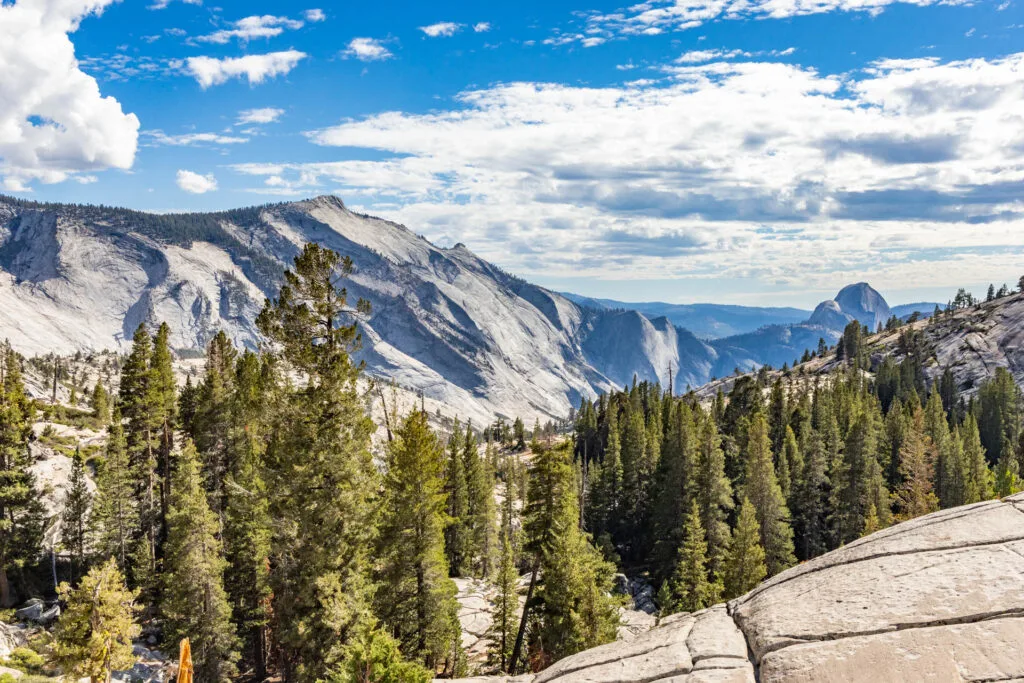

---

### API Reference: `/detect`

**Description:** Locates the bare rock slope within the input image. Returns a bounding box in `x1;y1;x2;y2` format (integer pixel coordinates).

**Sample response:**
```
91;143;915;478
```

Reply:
450;493;1024;682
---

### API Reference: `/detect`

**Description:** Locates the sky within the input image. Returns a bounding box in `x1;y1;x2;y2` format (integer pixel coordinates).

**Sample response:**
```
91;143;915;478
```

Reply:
1;0;1023;308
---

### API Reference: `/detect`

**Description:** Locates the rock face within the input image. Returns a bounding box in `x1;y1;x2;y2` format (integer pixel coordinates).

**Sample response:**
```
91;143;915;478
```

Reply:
445;493;1024;682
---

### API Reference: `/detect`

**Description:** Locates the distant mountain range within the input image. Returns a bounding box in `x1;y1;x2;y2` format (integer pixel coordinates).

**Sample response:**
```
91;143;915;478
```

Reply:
0;194;942;421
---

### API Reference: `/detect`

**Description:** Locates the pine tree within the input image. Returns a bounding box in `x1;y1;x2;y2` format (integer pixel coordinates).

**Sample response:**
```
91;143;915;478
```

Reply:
118;324;161;593
791;429;830;561
161;441;238;681
256;244;383;681
376;410;461;670
831;410;890;545
0;347;45;606
223;351;273;679
723;498;767;600
150;323;177;544
91;410;138;578
487;535;519;673
961;415;993;503
590;406;622;541
193;331;237;522
525;443;618;668
54;558;140;683
741;414;795;576
691;412;732;579
90;383;110;424
444;422;470;577
650;401;695;581
464;425;497;577
330;617;431;683
61;448;92;583
893;409;940;521
663;501;719;614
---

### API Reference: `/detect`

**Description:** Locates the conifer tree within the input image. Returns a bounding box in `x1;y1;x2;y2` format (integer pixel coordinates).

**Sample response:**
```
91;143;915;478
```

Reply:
663;501;719;614
779;426;800;504
61;448;92;582
791;429;830;561
444;422;470;577
587;404;622;543
722;498;767;600
54;558;140;683
892;409;940;521
691;413;732;579
91;409;137;577
193;331;237;522
831;410;890;545
650;401;694;581
150;323;177;540
256;244;383;680
961;415;993;503
223;351;273;679
464;424;497;577
488;535;519;673
90;383;110;424
0;347;45;606
525;443;618;668
741;414;795;576
161;441;238;682
331;617;431;683
118;324;161;591
376;410;461;670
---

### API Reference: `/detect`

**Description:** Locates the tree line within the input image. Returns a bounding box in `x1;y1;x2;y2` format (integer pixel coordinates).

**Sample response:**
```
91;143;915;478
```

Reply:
573;342;1022;613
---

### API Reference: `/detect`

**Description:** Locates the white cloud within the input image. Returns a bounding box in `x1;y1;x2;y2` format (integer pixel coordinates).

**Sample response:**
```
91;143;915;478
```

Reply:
236;107;285;125
304;8;325;21
473;22;491;32
195;15;304;44
677;48;750;63
176;169;218;194
343;37;394;62
144;131;249;146
0;0;140;191
185;50;307;88
576;0;968;42
273;52;1024;290
149;0;201;9
419;21;462;38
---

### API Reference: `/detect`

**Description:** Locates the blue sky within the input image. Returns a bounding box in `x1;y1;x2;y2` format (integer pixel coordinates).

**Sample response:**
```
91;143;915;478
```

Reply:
2;0;1023;307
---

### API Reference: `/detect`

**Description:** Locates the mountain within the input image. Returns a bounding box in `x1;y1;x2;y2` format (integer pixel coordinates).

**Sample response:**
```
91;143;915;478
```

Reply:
0;194;940;421
0;194;757;423
559;293;810;339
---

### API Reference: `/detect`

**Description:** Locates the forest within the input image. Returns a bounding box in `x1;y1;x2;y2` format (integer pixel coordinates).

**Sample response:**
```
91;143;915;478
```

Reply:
0;243;1021;682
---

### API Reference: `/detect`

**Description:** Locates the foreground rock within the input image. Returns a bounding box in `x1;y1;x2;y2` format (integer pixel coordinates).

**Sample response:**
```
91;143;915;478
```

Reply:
445;493;1024;682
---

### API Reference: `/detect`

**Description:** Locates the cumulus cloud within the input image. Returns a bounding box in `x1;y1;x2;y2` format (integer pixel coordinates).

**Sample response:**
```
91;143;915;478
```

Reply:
473;22;491;32
304;8;325;22
266;52;1024;289
0;0;140;191
185;50;307;88
236;107;285;125
176;169;218;193
194;15;304;44
419;21;462;37
343;37;393;62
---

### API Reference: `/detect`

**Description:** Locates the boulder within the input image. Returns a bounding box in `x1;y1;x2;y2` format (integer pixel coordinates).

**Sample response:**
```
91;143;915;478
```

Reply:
441;493;1024;682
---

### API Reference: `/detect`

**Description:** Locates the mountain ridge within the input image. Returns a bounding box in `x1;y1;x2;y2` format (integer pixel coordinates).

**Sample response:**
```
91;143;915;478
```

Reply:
0;194;910;421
